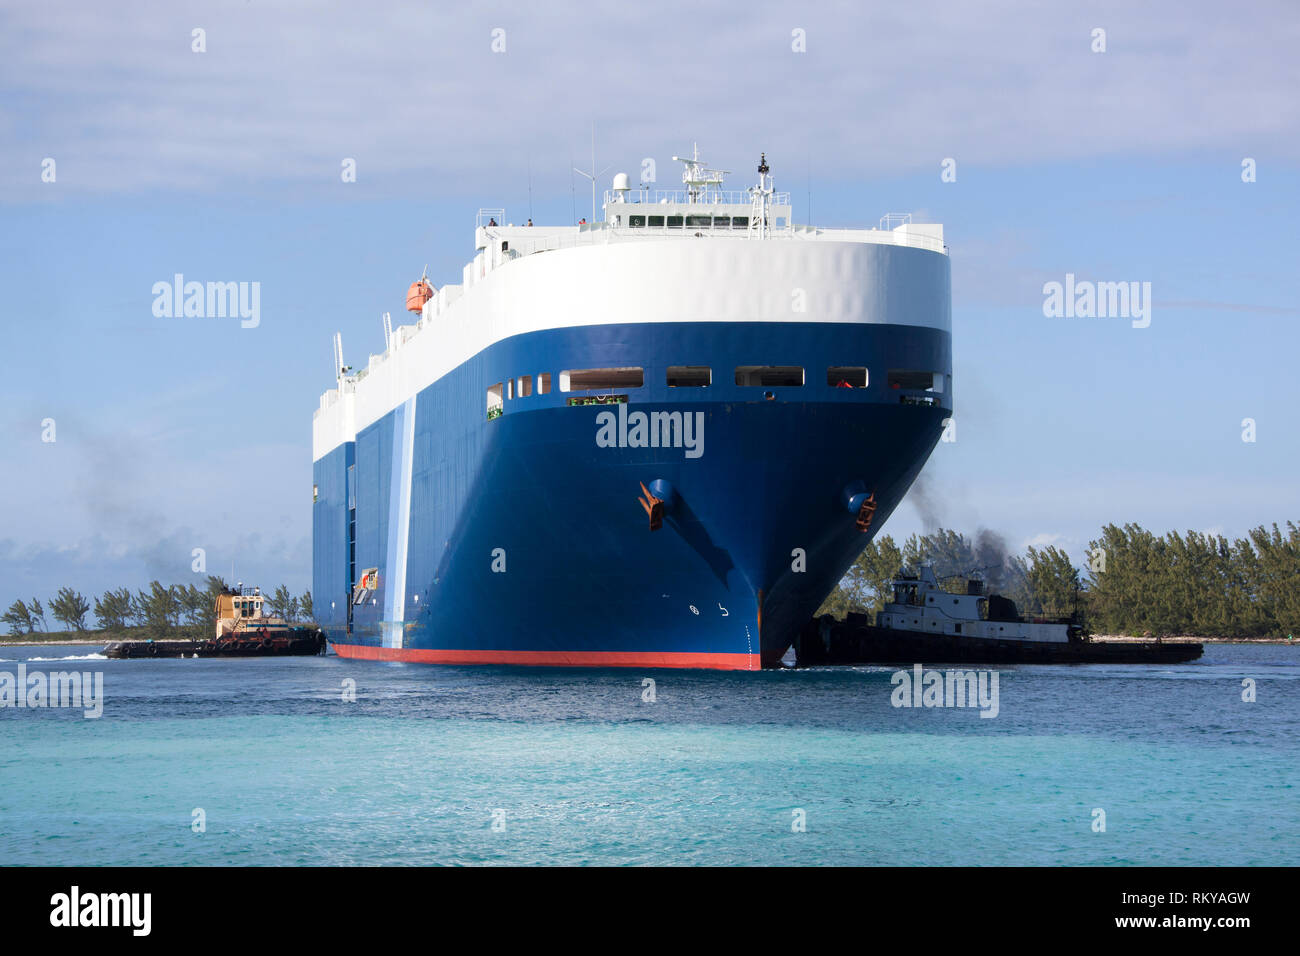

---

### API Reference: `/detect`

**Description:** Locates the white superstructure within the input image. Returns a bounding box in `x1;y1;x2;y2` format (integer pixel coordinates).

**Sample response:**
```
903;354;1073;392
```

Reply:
878;566;1071;643
312;149;949;462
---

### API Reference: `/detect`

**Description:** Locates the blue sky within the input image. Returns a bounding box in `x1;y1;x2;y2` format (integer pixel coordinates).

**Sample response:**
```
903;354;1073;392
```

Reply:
2;0;1298;619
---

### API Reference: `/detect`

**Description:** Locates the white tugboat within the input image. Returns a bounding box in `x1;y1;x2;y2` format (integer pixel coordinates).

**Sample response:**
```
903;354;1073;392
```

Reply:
796;566;1203;665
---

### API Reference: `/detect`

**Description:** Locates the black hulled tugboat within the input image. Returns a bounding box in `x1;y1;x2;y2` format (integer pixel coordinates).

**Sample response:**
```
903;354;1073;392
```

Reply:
795;566;1202;666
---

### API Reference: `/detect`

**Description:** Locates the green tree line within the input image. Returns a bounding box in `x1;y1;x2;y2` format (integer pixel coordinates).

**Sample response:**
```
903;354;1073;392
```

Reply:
818;521;1300;638
3;578;314;637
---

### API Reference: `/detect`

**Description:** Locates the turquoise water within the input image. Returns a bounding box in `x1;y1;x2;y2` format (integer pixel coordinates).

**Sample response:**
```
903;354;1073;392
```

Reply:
1;644;1296;865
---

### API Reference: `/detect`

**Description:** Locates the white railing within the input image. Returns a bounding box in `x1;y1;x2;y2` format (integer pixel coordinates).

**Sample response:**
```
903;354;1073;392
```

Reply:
489;220;946;258
604;187;792;206
795;224;948;254
476;208;505;229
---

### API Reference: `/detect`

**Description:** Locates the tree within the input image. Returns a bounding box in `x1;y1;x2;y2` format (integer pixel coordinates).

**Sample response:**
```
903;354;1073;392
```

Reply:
269;584;293;621
1225;537;1269;637
818;535;905;618
49;588;91;632
1248;521;1300;637
30;597;48;632
181;583;209;626
901;528;1015;594
94;588;133;631
299;590;314;622
2;599;35;636
1025;545;1080;619
135;581;180;636
1087;523;1154;635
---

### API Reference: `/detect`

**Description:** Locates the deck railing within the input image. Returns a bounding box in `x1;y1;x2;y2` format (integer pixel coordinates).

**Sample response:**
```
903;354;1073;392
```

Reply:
490;221;946;256
604;187;791;206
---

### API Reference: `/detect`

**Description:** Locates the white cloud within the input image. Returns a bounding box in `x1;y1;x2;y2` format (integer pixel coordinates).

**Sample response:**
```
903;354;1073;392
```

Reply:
2;0;1296;198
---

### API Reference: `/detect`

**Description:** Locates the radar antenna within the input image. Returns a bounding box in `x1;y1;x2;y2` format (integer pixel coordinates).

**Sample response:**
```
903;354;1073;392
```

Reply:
671;143;728;204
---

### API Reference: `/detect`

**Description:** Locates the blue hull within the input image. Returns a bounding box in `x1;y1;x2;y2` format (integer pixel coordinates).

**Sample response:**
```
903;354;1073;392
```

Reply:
313;321;950;668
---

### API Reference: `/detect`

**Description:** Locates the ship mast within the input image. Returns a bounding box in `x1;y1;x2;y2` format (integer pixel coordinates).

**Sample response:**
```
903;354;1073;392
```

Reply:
572;123;609;223
333;332;347;388
748;152;774;239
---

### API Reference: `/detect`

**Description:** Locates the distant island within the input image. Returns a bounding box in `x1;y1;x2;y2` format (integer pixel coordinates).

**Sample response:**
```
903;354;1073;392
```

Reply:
818;521;1299;643
7;521;1297;645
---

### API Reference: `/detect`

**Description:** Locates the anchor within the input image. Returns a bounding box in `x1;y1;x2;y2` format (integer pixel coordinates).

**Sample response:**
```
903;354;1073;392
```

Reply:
855;492;878;533
638;481;664;531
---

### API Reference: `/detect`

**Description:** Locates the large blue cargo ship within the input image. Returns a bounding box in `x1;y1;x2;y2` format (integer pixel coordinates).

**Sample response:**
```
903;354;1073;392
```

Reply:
312;150;951;669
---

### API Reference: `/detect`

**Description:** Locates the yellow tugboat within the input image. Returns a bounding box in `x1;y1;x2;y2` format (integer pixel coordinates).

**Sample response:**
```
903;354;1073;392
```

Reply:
103;585;325;659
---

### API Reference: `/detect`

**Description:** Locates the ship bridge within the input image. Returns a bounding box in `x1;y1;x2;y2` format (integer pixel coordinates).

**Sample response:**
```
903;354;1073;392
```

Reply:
463;148;945;295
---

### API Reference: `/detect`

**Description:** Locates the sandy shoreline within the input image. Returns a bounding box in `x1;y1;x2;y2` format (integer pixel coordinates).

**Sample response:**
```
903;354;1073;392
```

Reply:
0;639;118;648
1090;635;1295;645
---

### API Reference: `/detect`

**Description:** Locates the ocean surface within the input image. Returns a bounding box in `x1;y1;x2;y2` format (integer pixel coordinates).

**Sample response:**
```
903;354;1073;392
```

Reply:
1;642;1296;866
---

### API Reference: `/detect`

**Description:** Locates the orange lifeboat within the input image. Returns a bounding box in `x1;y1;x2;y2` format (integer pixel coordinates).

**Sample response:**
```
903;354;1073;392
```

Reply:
406;275;434;313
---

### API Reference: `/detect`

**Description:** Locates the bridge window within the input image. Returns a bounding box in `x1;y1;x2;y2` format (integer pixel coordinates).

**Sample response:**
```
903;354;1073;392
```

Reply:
560;367;644;391
518;375;532;397
667;366;711;387
735;366;805;387
732;216;748;228
648;216;665;227
506;379;513;400
713;216;731;228
686;215;710;228
538;373;551;395
828;366;868;388
486;382;503;420
629;215;645;228
888;370;943;392
667;216;684;229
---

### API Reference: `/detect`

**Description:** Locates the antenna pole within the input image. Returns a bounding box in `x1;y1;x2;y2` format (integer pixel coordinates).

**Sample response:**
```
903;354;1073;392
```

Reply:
572;122;610;223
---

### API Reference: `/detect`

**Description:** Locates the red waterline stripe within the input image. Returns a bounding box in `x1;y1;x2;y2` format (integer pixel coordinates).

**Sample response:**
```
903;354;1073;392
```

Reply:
331;643;761;671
